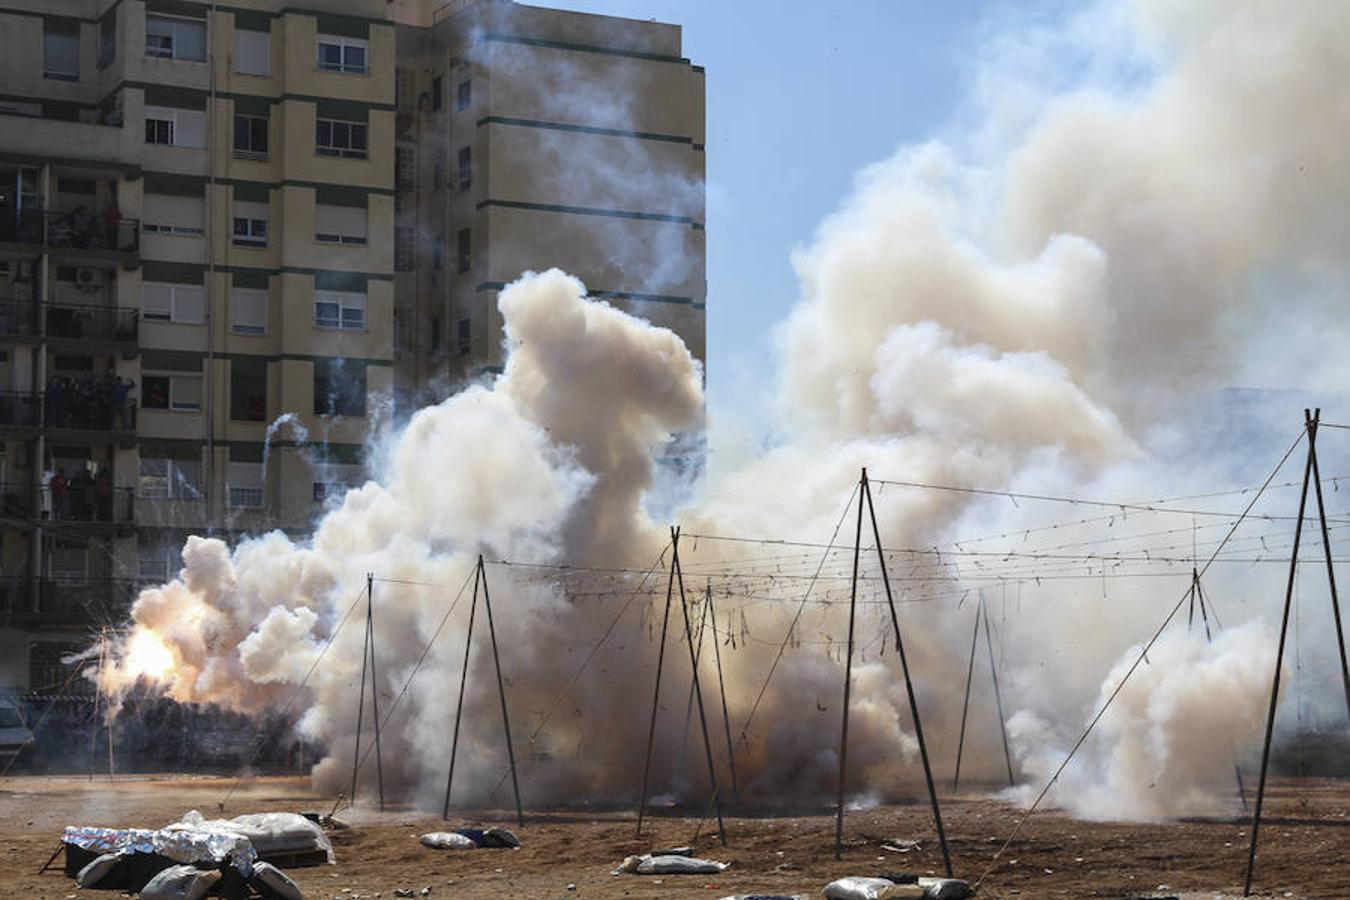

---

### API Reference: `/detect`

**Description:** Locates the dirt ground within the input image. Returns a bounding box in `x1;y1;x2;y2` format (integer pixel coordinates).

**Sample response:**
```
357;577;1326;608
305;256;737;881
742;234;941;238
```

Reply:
0;775;1344;899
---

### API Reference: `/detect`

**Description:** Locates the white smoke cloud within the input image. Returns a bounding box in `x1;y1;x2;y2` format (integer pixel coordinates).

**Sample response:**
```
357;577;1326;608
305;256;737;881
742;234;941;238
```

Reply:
94;0;1350;822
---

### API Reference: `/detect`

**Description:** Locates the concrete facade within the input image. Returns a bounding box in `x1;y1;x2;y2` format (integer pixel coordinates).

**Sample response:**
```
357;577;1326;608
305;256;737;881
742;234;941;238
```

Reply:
0;0;704;694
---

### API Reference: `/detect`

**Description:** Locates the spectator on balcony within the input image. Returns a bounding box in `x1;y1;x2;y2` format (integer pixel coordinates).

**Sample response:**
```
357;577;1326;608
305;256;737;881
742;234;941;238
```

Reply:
95;467;113;522
70;206;95;249
71;468;94;521
51;468;69;521
40;468;53;520
101;203;123;251
112;376;135;431
45;376;65;428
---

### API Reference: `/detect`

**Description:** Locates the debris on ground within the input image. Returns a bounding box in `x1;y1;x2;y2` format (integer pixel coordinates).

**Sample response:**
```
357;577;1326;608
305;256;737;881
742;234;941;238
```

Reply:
612;853;730;875
420;832;477;850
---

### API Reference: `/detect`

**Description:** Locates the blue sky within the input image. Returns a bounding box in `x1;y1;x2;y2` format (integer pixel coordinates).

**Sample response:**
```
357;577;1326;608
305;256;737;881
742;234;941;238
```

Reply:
538;0;1011;406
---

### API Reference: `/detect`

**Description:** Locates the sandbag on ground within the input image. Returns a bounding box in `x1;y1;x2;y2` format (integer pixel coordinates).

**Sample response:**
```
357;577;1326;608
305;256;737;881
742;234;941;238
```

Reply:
138;864;222;900
421;832;477;850
613;853;730;875
250;860;303;900
824;876;924;899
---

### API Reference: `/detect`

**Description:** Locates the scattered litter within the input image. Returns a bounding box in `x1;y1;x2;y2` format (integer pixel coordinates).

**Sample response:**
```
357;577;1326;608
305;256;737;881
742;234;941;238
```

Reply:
420;833;477;851
251;860;303;900
612;853;730;875
138;864;222;900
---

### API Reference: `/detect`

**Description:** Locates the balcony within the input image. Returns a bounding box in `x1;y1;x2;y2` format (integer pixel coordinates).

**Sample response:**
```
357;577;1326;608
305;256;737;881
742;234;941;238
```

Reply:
45;303;139;344
0;482;135;526
0;577;139;630
0;392;42;429
0;209;140;260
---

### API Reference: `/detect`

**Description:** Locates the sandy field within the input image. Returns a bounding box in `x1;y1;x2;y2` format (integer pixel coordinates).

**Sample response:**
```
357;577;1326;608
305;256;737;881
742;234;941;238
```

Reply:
0;774;1344;899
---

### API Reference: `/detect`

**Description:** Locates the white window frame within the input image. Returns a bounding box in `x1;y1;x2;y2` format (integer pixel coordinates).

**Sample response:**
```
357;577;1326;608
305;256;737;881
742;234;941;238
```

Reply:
142;372;203;412
316;119;368;159
145;14;206;62
145;109;176;146
233;113;269;160
234;28;270;76
144;105;204;149
317;35;368;75
232;200;269;248
142;282;205;324
314;290;366;331
138;457;202;500
230;287;268;335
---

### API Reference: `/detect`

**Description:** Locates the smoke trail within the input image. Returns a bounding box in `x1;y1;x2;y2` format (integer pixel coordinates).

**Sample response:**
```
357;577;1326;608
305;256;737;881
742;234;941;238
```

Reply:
98;0;1350;820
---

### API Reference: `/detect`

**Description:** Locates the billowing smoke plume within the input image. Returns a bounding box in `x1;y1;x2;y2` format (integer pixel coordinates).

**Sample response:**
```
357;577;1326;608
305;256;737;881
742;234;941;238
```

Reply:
100;0;1350;821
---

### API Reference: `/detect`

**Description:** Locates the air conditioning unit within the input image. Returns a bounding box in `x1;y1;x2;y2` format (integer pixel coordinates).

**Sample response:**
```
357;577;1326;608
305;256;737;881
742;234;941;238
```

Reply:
75;267;100;290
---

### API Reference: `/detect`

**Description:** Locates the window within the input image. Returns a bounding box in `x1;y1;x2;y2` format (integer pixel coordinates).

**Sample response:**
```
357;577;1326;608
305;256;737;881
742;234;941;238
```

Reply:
143;282;205;324
227;461;264;508
457;227;471;273
316;119;368;159
49;547;88;583
142;373;203;411
230;357;267;422
315;204;367;245
138;545;174;582
98;12;116;69
145;15;206;62
457;79;471;111
432;76;443;110
144;106;205;148
457;317;471;355
44;20;81;82
232;200;268;247
139;457;201;500
143;193;205;237
314;290;366;331
457;146;472;191
235;28;269;76
317;35;367;74
394;226;415;272
314;359;366;417
233;114;268;160
231;287;268;335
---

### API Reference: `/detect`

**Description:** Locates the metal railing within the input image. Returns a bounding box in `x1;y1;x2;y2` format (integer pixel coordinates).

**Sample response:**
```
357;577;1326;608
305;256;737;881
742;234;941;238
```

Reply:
0;209;140;254
0;392;41;427
45;303;138;342
0;391;139;433
0;481;135;524
0;576;138;628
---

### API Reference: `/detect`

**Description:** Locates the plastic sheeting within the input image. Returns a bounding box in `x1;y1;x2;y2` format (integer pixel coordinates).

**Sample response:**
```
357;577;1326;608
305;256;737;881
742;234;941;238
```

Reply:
61;825;257;875
167;810;335;862
421;832;477;850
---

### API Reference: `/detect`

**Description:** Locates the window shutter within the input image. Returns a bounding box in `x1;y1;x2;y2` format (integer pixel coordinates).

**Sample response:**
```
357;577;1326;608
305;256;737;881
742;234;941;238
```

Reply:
315;204;366;239
228;461;263;487
172;375;202;409
234;200;268;223
145;193;204;231
231;288;268;333
175;109;206;148
143;282;173;319
235;29;269;76
174;285;205;324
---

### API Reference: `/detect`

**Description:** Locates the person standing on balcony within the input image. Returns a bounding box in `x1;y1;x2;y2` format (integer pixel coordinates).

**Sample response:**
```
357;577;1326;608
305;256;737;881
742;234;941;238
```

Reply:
112;376;135;431
102;203;123;251
45;376;64;428
50;468;68;521
95;467;112;522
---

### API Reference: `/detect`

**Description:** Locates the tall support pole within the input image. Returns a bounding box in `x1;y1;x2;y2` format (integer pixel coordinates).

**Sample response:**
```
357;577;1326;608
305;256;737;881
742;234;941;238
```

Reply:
677;590;712;767
443;563;481;819
105;631;115;781
366;573;386;812
478;556;524;827
349;578;372;806
674;529;728;846
636;536;677;837
864;471;953;877
982;596;1015;787
952;597;981;792
834;473;866;861
706;582;740;801
89;630;103;782
1244;416;1314;896
1306;408;1350;719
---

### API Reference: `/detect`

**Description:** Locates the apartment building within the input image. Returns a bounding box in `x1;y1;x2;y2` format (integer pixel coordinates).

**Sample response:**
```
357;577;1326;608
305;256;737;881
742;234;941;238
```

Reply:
0;0;703;697
388;0;706;404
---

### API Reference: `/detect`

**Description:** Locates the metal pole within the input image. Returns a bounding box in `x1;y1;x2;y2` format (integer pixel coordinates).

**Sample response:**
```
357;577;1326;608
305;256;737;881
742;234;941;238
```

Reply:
952;598;980;792
983;595;1015;787
677;588;712;770
636;532;677;837
864;472;953;876
479;556;524;826
1243;416;1314;896
674;530;728;846
706;582;740;801
349;578;371;806
443;563;480;819
366;573;385;812
1306;408;1350;719
834;472;865;860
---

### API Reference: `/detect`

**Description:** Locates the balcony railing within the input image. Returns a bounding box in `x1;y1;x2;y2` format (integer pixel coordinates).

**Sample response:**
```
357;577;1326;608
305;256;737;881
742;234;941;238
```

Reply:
0;481;134;524
0;300;40;337
0;392;41;428
0;576;139;628
0;391;138;433
0;210;140;255
45;303;138;342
